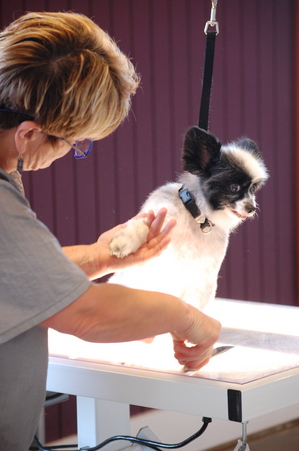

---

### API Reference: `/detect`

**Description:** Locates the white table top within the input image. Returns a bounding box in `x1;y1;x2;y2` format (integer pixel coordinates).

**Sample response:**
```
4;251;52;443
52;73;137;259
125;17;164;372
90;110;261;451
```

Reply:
47;298;299;422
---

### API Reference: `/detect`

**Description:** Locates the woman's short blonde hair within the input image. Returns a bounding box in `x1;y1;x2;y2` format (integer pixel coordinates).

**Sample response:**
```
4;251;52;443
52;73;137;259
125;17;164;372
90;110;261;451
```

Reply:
0;11;140;140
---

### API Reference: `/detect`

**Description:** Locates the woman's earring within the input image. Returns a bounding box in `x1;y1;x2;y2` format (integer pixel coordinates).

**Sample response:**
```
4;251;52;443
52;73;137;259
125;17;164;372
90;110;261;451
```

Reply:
17;154;24;172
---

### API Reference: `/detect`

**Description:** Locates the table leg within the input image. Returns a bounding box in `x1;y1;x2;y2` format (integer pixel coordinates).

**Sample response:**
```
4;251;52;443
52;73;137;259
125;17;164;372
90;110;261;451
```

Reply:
76;397;130;449
233;422;250;450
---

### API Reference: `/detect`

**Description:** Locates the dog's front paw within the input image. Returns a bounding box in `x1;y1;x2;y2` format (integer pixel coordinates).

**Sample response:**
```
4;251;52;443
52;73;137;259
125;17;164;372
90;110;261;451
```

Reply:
109;219;150;258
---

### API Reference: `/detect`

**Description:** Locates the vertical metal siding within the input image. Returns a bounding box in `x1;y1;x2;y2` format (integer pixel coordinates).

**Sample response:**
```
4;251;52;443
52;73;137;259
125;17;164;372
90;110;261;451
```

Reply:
0;0;295;305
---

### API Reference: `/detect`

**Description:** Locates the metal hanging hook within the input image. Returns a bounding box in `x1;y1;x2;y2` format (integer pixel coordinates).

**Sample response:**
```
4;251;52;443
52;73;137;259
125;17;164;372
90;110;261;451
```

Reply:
204;0;219;34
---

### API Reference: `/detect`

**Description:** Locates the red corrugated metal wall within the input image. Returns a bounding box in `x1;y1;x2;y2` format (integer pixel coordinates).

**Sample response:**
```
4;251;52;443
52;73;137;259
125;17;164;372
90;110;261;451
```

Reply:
0;0;295;306
1;0;296;443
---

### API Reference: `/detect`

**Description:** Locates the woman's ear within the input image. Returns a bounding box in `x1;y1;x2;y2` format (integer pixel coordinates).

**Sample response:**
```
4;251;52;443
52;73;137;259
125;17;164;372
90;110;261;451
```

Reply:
14;121;42;154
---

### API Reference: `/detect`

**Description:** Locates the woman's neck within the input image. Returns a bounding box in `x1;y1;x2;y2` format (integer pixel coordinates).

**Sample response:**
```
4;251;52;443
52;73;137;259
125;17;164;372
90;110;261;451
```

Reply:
0;128;18;173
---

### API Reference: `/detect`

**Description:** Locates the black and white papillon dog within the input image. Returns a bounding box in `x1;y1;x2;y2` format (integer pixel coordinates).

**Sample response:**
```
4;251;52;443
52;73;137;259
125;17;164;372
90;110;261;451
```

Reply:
108;126;269;310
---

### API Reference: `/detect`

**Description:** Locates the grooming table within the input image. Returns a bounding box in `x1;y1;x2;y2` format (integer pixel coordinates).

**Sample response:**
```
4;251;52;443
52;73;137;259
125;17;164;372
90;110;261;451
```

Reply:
47;298;299;449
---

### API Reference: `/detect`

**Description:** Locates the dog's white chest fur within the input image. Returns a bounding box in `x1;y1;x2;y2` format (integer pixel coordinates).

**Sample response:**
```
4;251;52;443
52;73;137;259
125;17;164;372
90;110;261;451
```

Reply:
109;181;229;310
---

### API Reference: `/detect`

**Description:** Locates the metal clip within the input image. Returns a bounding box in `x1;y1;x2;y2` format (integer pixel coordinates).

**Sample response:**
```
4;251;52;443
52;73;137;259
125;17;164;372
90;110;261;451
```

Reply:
201;219;213;234
195;214;206;224
204;0;219;34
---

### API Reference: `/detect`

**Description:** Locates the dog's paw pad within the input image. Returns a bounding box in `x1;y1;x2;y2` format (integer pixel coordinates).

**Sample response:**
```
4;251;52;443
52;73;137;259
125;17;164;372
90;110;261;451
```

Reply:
109;219;149;259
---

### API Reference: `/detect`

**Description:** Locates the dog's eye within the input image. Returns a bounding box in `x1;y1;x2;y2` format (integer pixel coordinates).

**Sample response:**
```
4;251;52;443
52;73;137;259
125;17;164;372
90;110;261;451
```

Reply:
250;184;257;193
230;184;241;193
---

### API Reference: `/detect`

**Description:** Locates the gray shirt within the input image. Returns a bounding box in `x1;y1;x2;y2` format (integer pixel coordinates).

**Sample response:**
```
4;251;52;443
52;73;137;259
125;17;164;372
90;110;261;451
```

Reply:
0;169;92;450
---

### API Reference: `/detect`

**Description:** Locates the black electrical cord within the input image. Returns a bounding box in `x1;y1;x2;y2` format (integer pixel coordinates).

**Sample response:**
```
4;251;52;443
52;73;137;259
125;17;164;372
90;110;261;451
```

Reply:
86;417;212;451
31;417;212;451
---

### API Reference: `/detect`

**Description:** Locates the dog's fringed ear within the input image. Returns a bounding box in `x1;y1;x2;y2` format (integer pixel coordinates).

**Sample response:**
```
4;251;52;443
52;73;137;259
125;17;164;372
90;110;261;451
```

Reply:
234;137;262;160
182;126;222;175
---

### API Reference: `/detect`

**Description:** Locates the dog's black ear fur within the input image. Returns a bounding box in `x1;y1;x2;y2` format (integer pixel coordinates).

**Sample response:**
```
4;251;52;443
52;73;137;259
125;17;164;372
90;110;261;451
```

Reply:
182;126;222;175
234;137;262;159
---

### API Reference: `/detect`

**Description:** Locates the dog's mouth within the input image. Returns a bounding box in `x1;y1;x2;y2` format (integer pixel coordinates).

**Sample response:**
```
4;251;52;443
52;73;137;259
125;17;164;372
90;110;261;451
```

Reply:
231;210;248;220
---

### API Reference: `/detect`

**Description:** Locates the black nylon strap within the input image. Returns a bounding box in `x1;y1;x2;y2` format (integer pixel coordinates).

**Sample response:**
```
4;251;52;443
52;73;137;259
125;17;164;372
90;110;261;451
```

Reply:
198;31;217;131
179;187;200;218
178;187;214;233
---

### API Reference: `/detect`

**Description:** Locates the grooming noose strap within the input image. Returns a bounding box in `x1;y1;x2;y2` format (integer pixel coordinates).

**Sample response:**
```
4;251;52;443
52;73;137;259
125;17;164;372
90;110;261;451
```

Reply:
198;0;219;131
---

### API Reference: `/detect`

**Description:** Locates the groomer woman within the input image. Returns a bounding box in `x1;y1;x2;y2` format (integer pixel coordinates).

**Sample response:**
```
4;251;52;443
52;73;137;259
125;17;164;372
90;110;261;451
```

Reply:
0;12;220;450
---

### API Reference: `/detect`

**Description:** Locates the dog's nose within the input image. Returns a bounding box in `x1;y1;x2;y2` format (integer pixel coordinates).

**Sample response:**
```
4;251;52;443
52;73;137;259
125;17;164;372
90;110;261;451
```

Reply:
245;205;256;214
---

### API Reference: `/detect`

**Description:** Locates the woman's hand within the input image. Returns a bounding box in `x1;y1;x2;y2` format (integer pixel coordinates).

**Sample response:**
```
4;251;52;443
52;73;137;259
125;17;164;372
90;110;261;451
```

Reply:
172;306;221;371
94;208;176;277
63;208;176;280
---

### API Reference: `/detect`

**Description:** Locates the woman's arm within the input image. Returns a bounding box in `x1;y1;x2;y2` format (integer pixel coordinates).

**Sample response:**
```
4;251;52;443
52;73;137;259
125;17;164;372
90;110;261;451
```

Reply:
55;208;220;370
40;283;221;371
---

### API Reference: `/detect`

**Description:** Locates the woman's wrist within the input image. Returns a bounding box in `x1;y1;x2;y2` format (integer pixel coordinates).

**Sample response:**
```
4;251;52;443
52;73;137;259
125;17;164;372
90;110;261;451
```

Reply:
62;243;108;280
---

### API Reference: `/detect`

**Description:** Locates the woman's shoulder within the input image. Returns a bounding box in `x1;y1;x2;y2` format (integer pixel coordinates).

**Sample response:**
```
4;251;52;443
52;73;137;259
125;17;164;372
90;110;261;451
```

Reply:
0;168;31;218
0;168;11;181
